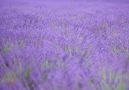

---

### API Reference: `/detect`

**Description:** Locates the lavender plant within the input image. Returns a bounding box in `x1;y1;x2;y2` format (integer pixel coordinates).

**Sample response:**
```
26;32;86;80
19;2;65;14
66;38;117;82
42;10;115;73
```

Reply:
0;0;129;90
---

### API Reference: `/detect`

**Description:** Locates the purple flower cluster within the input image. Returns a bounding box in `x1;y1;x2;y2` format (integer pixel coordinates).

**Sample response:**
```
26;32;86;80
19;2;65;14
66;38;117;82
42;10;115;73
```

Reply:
0;1;129;90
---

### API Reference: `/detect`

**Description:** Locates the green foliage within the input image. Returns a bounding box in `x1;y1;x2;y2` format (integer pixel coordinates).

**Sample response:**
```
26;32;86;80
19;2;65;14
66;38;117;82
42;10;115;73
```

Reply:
100;68;128;90
3;46;9;53
42;73;48;80
3;71;17;84
25;68;31;78
19;40;25;48
117;82;125;90
41;60;50;70
112;47;119;55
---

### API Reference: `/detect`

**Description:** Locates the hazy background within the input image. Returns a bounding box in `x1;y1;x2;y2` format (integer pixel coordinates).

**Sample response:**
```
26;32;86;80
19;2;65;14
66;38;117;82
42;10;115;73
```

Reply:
1;0;129;3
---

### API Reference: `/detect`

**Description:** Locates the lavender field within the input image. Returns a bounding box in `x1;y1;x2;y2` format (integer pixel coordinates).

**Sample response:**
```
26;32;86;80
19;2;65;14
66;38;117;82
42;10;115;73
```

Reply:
0;0;129;90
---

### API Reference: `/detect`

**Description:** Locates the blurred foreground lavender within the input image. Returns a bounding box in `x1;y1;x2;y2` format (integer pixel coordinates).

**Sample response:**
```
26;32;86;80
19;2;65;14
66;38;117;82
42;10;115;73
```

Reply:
0;1;129;90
